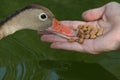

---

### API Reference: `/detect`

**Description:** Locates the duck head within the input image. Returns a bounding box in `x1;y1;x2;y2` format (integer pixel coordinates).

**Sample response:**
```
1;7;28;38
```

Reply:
0;4;74;39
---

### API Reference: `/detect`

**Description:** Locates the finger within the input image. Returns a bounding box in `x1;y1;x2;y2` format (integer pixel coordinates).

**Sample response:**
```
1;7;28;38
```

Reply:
51;42;84;52
41;35;67;42
82;6;105;21
105;2;120;23
60;21;86;29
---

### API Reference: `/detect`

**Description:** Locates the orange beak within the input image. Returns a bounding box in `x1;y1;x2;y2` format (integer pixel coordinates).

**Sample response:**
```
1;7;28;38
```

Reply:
48;18;74;37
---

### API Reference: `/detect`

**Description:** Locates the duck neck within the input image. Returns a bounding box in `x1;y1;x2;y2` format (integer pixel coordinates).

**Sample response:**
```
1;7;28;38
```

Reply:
0;17;27;38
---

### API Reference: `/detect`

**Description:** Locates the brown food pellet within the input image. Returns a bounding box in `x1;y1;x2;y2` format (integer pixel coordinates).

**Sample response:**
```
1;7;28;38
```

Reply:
78;25;83;29
67;25;104;44
85;31;90;34
68;38;75;42
84;25;89;28
84;34;90;39
79;29;84;34
78;38;84;44
96;27;104;36
90;31;96;35
83;28;87;32
68;37;78;42
88;26;93;31
90;34;96;39
93;27;98;33
75;39;79;42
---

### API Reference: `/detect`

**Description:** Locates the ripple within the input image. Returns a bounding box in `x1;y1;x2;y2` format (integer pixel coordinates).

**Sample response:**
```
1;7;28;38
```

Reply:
0;67;6;80
22;63;26;80
42;70;58;80
16;64;22;80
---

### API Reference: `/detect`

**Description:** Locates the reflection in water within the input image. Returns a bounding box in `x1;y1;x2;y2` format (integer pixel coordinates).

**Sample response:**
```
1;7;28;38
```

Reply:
22;63;26;80
16;64;22;80
0;60;118;80
0;67;6;80
0;63;38;80
30;67;35;80
16;63;36;80
42;70;58;80
49;71;58;80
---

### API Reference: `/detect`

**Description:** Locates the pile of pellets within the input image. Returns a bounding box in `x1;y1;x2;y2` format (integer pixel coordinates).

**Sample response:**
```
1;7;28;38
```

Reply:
68;25;104;44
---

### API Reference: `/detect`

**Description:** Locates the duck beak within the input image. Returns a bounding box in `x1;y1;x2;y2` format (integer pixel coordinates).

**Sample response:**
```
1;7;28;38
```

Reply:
48;18;74;37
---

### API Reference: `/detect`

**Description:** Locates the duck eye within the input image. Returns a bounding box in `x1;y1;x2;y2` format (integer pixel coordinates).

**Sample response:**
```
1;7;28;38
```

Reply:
39;13;48;21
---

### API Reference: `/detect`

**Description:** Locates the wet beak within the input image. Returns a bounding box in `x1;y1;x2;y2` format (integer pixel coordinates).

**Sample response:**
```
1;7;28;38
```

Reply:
48;18;74;37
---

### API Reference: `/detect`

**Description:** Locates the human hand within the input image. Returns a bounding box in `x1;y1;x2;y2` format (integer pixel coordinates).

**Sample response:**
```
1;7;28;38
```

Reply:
41;2;120;54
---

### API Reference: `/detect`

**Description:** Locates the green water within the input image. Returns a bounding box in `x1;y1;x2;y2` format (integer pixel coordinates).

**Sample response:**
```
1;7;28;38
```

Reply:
0;0;120;80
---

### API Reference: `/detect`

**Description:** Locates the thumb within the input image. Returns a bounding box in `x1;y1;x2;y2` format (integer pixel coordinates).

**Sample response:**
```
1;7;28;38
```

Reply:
82;6;105;21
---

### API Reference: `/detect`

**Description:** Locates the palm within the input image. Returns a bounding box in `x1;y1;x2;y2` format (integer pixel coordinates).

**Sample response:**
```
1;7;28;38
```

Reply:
81;20;117;53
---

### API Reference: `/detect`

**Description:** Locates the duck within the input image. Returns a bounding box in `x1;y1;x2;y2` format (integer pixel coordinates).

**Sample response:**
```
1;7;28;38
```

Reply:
0;4;74;39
